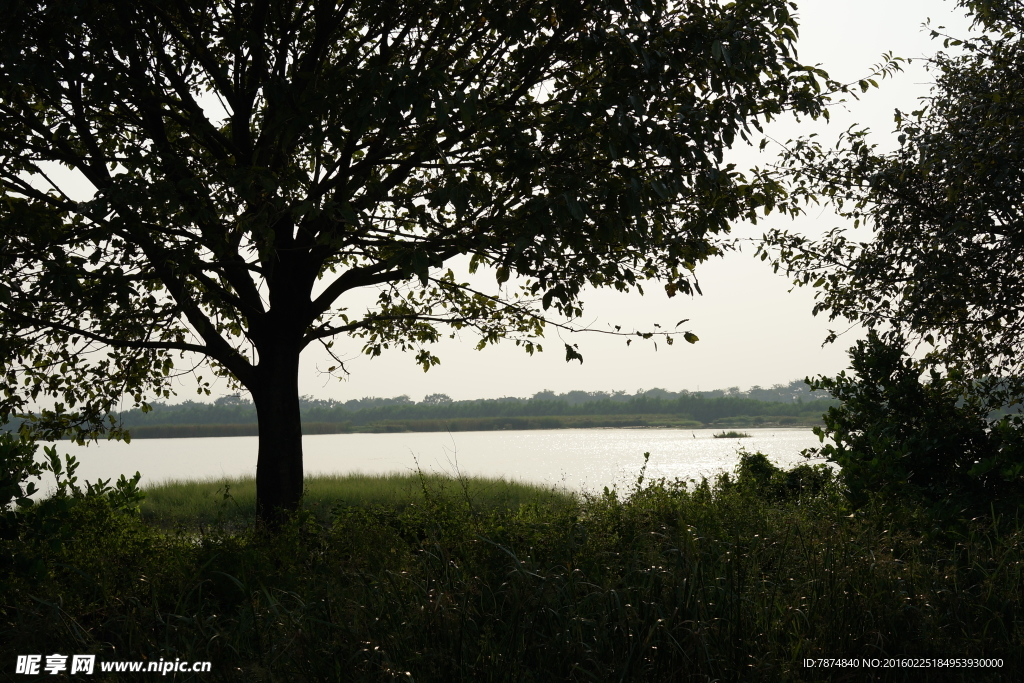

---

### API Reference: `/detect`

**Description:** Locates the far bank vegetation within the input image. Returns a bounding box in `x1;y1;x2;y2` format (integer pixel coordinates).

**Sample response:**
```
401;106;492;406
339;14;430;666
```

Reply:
73;380;834;439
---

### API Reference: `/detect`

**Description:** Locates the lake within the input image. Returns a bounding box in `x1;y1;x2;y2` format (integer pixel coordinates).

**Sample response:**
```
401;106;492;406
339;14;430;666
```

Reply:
39;427;828;494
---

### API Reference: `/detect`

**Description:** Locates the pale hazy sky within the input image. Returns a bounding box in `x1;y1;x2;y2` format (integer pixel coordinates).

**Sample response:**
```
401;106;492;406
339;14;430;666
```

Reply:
282;0;975;403
33;1;979;406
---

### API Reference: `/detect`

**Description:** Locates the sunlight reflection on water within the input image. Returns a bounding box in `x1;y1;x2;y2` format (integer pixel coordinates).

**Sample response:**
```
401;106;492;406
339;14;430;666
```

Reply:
43;427;828;494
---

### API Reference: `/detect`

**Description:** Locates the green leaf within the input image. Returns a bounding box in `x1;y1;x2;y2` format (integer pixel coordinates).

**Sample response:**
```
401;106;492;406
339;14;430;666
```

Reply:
564;343;583;364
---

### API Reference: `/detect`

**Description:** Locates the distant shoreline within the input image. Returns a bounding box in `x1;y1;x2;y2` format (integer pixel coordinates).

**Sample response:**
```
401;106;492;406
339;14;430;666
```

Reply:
99;414;823;439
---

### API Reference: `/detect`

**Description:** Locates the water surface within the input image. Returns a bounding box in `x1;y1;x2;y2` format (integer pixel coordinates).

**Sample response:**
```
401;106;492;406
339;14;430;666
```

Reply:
41;427;827;494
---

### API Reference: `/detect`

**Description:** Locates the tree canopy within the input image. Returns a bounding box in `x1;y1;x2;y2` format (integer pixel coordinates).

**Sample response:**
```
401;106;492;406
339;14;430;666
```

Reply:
761;0;1024;398
0;0;840;519
758;0;1024;512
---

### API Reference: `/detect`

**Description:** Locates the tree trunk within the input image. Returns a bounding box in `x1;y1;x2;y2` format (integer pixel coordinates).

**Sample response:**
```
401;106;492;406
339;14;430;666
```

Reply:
251;339;304;526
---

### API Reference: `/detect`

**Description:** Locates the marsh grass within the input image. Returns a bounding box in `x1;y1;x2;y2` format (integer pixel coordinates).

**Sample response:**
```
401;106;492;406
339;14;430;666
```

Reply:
140;472;574;528
713;430;752;438
2;455;1021;682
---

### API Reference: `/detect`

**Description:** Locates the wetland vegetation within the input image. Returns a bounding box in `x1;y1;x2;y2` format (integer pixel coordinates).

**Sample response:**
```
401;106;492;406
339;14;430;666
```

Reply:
2;448;1019;681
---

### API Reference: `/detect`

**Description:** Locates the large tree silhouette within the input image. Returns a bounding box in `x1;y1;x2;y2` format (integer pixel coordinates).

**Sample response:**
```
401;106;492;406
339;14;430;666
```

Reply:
0;0;837;520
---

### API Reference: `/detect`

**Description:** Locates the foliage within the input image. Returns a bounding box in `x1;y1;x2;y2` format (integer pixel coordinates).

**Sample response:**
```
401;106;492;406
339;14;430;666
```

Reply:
529;379;836;404
727;448;836;503
0;430;145;598
0;0;857;517
3;457;1021;681
100;388;835;428
0;430;41;516
756;0;1024;515
1;429;145;519
804;332;1024;516
35;446;147;515
758;1;1024;394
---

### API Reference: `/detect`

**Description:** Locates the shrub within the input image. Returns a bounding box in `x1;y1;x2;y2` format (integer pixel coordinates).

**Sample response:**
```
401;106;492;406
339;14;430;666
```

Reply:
729;449;838;503
807;332;1024;517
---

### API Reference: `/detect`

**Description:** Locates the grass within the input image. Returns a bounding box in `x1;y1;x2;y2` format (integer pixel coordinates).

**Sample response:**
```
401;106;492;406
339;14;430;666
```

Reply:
2;454;1022;682
140;472;574;528
713;430;752;438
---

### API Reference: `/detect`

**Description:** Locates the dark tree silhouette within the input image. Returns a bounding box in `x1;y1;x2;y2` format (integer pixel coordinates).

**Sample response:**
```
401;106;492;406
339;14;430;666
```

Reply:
0;0;839;521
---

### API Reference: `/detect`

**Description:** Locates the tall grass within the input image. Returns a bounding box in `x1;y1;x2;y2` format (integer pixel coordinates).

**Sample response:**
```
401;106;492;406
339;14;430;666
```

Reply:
1;457;1021;682
140;472;574;528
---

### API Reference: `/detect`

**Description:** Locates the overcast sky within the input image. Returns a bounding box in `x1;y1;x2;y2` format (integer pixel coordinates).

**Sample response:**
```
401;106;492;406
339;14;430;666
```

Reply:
266;0;974;404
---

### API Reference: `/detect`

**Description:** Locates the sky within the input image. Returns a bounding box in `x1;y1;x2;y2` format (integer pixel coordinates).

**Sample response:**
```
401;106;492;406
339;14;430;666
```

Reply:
28;0;979;407
273;0;976;404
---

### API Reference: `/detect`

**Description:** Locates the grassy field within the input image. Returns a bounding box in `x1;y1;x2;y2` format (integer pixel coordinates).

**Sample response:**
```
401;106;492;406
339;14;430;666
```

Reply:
2;454;1021;682
140;472;575;528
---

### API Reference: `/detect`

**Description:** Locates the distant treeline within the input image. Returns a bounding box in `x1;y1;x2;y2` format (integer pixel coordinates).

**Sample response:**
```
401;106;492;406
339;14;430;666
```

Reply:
99;379;832;434
119;378;830;427
123;413;821;439
3;380;835;438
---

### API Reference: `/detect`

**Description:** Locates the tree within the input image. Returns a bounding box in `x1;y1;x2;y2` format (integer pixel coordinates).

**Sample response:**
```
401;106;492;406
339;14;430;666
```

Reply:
761;0;1024;396
1;0;838;522
758;0;1024;510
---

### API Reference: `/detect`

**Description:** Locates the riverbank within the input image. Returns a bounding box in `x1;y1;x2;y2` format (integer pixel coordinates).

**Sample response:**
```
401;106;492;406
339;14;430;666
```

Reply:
117;413;824;439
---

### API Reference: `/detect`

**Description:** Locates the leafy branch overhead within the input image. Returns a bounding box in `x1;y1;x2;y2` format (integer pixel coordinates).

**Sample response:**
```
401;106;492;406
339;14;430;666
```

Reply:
757;3;1024;389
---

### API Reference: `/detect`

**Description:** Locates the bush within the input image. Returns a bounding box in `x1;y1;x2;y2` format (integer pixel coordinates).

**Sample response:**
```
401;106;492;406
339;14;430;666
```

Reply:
729;449;837;503
807;332;1024;517
0;432;147;591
